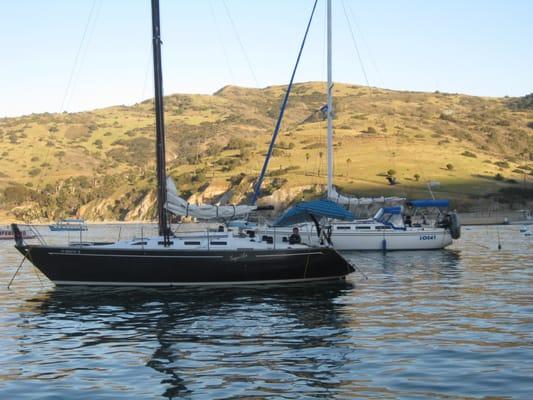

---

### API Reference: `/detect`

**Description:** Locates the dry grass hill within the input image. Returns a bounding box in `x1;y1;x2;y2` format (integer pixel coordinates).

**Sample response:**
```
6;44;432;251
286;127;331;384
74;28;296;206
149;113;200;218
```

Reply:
0;82;532;222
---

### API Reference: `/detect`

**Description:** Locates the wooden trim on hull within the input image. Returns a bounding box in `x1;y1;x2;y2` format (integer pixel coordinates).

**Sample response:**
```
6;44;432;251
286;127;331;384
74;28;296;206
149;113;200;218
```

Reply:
19;245;354;286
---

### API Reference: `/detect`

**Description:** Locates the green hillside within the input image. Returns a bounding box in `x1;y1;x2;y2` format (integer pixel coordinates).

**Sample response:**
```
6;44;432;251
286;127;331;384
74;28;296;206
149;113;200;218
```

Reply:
0;82;532;222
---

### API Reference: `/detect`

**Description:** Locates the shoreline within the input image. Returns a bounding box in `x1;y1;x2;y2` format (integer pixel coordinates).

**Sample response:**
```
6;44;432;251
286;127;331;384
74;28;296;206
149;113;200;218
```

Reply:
2;210;531;227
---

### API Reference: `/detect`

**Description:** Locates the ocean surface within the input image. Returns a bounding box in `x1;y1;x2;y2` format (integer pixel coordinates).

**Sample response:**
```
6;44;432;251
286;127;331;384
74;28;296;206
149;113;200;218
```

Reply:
0;225;531;399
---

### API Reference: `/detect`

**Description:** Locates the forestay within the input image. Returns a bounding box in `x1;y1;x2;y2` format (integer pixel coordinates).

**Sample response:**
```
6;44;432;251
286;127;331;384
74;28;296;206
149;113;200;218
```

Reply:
165;178;256;219
328;186;405;206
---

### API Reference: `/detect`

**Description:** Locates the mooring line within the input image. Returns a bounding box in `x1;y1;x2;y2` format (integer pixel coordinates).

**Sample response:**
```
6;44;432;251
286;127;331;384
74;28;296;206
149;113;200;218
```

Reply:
7;256;27;289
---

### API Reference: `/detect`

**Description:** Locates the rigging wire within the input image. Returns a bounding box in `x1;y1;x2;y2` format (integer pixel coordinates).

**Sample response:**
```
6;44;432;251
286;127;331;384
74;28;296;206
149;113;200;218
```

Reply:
341;0;370;87
340;0;399;186
344;1;433;194
141;40;153;103
47;0;100;208
344;1;385;89
251;0;320;204
59;0;101;112
221;0;259;87
208;0;236;84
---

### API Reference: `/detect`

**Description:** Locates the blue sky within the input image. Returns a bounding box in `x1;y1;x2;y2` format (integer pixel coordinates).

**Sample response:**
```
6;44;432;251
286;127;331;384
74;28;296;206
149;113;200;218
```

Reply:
0;0;532;117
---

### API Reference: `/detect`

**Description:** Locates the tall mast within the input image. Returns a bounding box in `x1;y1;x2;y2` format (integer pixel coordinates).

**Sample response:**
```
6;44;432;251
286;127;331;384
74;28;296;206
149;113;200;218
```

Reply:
326;0;333;196
151;0;168;236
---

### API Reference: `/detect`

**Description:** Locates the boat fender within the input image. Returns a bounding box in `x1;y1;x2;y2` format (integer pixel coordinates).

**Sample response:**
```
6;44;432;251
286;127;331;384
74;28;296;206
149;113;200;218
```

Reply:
449;212;461;239
381;239;387;252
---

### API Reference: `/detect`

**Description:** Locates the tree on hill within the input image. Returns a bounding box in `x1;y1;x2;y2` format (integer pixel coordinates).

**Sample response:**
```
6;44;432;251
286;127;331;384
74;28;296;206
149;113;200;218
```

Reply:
346;158;352;177
305;153;310;175
507;93;533;110
386;169;397;185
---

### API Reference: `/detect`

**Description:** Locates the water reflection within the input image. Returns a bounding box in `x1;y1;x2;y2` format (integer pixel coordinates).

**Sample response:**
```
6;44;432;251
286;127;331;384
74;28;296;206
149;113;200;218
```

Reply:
20;282;354;398
3;226;532;398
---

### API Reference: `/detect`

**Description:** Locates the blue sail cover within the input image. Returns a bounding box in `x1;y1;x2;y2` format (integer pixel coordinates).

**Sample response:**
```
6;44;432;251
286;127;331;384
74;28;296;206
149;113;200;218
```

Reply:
381;206;402;215
273;200;355;227
406;200;450;208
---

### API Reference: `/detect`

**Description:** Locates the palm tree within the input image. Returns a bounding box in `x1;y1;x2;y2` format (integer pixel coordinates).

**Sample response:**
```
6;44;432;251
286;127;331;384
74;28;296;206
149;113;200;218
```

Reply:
318;151;323;176
305;153;310;176
346;158;352;177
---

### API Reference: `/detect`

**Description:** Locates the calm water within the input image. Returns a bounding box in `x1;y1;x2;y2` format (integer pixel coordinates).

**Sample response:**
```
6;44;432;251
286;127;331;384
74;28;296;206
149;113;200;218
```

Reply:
0;225;531;399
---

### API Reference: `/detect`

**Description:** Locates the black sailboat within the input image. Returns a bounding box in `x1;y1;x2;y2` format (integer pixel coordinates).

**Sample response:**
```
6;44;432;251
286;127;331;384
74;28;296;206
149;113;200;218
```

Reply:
11;0;354;286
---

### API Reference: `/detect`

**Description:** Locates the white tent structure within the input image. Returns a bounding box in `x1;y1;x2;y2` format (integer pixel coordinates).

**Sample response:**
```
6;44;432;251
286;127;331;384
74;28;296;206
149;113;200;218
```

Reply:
165;177;256;219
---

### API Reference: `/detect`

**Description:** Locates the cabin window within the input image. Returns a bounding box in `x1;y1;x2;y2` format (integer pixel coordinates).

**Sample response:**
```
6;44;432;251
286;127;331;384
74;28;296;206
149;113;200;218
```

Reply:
210;241;227;245
132;241;147;245
158;241;174;245
336;226;351;230
375;226;392;230
184;241;201;245
356;226;371;230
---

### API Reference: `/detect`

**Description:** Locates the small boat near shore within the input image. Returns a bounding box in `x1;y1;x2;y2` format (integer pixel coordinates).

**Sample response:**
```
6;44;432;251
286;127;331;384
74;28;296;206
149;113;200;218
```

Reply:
49;218;88;232
0;225;36;240
509;210;533;226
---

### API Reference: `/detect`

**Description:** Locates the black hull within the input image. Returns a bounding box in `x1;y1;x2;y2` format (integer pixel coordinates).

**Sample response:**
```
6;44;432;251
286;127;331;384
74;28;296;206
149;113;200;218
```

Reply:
17;245;354;286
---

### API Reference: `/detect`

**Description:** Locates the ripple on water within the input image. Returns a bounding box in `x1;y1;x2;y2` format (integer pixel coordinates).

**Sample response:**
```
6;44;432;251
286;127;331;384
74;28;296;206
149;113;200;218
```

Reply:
0;226;532;398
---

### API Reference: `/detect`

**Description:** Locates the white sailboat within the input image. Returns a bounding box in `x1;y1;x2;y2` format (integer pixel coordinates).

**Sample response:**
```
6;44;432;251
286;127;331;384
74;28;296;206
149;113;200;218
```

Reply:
267;0;461;251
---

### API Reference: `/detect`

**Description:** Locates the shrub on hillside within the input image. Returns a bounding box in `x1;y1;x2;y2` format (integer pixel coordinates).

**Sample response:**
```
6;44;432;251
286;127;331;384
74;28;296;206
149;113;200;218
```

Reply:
2;184;37;205
225;137;253;150
28;168;41;176
494;161;510;169
228;173;246;186
216;157;242;172
204;143;223;157
461;151;477;158
507;93;533;110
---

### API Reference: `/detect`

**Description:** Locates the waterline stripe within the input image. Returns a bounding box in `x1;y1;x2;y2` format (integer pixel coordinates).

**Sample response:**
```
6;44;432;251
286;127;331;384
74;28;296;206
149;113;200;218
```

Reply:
52;276;346;287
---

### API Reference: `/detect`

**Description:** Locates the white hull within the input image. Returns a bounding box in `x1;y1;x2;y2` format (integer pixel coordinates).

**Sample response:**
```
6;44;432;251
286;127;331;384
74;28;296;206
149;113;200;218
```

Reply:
328;229;453;250
263;223;453;251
